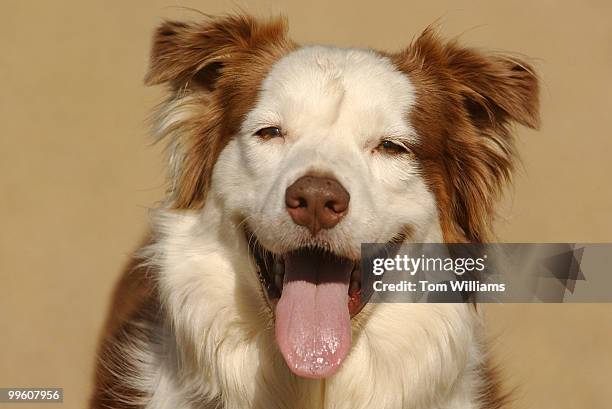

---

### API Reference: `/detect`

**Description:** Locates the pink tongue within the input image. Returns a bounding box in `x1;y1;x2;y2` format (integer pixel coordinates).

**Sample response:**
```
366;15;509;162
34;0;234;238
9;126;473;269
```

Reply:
275;251;353;379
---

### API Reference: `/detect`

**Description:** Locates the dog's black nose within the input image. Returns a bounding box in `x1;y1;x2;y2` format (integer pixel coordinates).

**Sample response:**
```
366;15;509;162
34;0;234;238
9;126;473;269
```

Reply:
285;175;349;235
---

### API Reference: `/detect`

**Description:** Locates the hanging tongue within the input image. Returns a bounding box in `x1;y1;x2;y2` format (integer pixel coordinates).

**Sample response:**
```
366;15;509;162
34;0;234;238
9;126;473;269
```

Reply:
275;250;353;379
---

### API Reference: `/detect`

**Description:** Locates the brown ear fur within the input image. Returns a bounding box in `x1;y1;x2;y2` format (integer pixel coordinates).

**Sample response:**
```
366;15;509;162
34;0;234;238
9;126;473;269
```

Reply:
146;15;295;208
393;29;540;242
146;15;290;90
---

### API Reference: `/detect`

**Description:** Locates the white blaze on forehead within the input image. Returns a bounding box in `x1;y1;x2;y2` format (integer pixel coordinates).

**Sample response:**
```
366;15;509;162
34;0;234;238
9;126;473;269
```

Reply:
242;46;418;145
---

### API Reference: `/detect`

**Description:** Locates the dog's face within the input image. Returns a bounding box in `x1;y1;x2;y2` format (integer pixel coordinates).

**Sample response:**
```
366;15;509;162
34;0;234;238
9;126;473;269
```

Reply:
215;46;438;257
147;15;539;380
212;47;441;378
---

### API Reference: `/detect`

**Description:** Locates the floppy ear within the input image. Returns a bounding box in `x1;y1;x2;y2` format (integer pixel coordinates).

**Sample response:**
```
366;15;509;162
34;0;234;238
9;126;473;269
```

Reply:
145;15;292;209
145;14;289;91
445;38;540;132
396;29;540;242
448;38;540;241
145;20;221;90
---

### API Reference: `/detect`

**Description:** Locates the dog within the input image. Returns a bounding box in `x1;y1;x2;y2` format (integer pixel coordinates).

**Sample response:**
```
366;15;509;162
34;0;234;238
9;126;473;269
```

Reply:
92;14;539;409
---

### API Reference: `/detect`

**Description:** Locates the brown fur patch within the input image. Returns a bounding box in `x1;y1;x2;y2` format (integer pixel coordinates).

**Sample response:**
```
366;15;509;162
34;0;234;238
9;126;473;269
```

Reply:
479;358;513;409
147;15;296;209
391;28;540;243
90;265;159;409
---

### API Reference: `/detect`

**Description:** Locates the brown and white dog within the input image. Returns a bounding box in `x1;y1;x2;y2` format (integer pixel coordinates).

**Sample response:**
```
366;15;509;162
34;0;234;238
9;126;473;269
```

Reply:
92;14;539;409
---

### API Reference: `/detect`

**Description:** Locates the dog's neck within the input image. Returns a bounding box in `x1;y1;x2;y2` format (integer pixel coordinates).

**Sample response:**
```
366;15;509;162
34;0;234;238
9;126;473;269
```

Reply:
143;197;483;409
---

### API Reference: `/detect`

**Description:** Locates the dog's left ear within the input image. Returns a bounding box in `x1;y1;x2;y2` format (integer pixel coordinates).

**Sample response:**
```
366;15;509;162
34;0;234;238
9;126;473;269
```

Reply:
394;30;540;242
444;39;540;132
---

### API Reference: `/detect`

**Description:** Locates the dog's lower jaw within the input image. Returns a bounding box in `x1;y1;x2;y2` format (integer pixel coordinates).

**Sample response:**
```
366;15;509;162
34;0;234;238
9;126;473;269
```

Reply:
120;206;489;409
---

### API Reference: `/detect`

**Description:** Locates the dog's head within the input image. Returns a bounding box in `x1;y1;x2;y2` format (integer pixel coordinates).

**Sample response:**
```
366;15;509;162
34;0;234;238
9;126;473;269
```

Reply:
147;15;539;379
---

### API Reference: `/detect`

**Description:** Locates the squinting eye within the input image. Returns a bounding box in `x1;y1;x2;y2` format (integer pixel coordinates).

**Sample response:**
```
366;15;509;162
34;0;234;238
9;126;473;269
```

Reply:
378;140;408;154
254;127;283;139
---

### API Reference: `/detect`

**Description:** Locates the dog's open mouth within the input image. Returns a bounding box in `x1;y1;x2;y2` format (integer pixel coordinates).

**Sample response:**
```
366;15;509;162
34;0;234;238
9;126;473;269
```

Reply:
248;233;367;379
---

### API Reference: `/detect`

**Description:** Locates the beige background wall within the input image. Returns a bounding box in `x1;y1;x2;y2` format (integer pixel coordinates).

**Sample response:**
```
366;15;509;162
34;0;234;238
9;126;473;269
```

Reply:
1;1;611;408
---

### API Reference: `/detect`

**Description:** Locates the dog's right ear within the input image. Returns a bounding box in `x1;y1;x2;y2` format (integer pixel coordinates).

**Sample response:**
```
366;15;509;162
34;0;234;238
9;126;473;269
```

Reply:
145;20;221;91
145;15;288;91
146;15;293;210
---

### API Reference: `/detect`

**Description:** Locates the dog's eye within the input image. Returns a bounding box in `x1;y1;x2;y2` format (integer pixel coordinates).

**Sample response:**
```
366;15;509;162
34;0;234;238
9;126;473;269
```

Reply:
254;127;283;140
377;140;409;155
